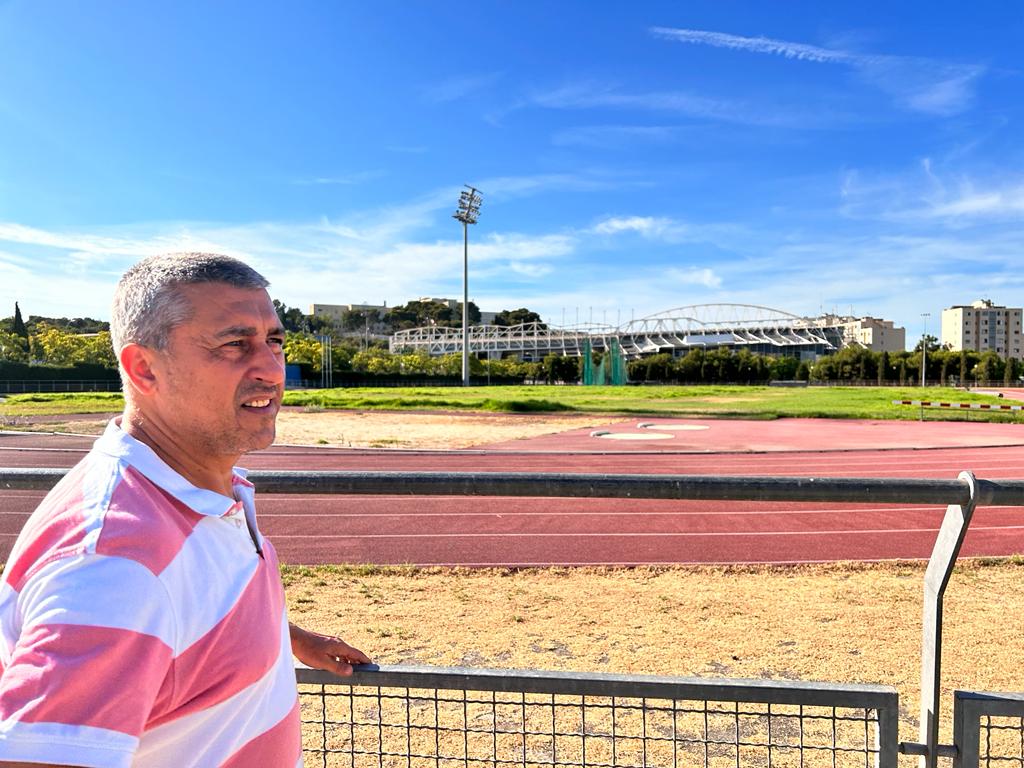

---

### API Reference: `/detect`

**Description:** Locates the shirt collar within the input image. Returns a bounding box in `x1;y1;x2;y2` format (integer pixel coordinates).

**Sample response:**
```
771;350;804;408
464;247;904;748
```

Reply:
94;418;252;519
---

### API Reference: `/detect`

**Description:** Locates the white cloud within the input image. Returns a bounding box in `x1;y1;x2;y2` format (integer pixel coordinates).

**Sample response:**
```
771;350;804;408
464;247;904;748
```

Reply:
651;26;985;116
840;165;1024;224
650;27;852;64
478;172;626;198
666;267;722;289
589;215;746;250
551;125;677;148
530;81;796;127
507;262;553;278
290;171;386;186
593;216;671;237
0;206;579;319
928;187;1024;218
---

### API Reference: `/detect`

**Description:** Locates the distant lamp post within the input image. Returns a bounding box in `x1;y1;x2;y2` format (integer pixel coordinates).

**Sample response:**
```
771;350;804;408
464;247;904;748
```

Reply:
453;185;483;386
921;313;931;387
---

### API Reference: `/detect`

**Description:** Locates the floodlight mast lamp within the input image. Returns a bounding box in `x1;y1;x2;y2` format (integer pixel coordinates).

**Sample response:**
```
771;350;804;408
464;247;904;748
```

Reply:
453;185;483;386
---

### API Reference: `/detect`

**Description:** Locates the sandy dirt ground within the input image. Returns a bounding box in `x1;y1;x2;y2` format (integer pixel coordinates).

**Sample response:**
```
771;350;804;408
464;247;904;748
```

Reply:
274;409;624;449
0;409;624;449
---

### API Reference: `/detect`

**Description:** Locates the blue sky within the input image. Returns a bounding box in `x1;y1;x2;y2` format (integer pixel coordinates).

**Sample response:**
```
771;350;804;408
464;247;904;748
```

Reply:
1;1;1022;343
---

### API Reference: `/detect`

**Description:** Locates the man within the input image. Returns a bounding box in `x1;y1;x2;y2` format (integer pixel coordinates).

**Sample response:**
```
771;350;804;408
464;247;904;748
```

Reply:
0;253;370;767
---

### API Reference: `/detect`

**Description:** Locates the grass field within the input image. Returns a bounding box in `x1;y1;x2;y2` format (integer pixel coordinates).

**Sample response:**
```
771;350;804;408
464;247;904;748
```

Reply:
3;385;1018;422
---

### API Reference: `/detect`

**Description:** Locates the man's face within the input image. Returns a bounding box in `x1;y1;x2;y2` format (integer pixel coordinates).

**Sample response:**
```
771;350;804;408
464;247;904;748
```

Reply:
148;282;286;461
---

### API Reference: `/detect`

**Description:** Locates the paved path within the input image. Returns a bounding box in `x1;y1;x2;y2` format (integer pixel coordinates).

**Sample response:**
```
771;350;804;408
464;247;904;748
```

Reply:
2;417;1023;566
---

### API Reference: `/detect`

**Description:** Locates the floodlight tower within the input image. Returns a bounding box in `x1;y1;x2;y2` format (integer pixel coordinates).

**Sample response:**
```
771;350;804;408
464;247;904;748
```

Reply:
453;185;483;386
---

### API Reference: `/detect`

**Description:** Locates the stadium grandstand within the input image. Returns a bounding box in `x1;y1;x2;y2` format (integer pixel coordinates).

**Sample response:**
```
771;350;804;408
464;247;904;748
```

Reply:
389;303;855;361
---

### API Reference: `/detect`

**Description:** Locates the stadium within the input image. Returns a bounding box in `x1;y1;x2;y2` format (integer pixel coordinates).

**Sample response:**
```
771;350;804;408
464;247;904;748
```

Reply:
389;303;852;361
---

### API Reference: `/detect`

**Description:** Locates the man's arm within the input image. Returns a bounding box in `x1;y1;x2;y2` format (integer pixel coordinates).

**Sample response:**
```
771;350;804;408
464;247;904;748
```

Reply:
289;623;371;676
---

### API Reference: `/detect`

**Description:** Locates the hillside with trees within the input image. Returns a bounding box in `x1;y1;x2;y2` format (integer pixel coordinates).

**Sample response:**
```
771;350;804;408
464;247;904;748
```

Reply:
4;299;1021;389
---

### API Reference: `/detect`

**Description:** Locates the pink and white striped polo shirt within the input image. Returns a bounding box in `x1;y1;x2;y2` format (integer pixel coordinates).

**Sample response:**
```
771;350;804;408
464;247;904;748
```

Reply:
0;420;302;767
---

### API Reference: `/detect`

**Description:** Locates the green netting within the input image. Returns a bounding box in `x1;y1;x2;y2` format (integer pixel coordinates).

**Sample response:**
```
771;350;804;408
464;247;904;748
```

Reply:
582;337;628;385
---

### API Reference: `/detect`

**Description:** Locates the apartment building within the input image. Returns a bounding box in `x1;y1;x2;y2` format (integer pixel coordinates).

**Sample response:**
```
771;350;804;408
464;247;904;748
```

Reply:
941;300;1023;356
845;316;906;352
309;303;387;322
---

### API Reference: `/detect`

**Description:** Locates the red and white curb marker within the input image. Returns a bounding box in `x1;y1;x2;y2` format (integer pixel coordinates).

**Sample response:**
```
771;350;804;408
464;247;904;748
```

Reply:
893;400;1024;411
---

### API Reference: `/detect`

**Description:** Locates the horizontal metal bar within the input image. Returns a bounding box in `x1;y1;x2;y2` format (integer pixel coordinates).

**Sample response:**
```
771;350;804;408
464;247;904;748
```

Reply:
295;664;899;709
953;690;1024;717
899;742;958;758
7;468;1024;506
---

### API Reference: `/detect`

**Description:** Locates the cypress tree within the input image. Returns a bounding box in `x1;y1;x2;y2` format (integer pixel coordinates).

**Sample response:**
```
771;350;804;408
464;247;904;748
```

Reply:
12;302;27;339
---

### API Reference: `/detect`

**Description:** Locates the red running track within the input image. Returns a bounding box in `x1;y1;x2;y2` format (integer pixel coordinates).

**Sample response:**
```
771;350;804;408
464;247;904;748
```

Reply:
2;418;1024;566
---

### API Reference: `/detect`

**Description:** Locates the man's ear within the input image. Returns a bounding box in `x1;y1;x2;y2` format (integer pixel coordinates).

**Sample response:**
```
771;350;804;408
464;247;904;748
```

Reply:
119;343;159;395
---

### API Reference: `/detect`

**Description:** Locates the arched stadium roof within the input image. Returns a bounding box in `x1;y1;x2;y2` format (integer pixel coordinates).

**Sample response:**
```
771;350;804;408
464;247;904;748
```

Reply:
389;302;847;360
623;304;813;334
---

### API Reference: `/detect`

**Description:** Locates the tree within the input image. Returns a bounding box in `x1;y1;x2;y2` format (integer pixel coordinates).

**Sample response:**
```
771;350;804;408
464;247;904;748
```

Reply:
674;350;703;382
878;351;890;385
82;331;117;368
973;351;1004;384
913;334;940;353
541;354;579;384
274;300;331;333
351;347;401;374
768;355;799;382
1004;357;1017;386
30;325;83;366
25;315;108;334
492;308;545;328
384;300;481;330
24;325;114;367
283;332;324;372
0;329;29;362
939;354;951;386
628;353;673;382
12;302;28;340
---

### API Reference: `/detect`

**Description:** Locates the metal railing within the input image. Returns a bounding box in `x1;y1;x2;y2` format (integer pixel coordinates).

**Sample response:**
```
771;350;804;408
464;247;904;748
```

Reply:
0;379;121;394
296;666;899;768
7;469;1024;507
953;692;1024;768
8;468;1024;767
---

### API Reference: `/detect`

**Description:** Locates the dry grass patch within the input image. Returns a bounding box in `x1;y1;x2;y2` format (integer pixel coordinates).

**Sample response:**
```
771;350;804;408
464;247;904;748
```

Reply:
285;560;1024;744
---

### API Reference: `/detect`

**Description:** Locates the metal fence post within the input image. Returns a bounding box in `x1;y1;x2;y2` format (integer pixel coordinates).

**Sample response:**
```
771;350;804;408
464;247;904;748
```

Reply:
918;471;978;768
952;691;982;768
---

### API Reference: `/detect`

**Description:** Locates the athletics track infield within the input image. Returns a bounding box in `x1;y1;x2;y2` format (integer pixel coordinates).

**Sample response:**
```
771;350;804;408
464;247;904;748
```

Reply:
2;416;1024;566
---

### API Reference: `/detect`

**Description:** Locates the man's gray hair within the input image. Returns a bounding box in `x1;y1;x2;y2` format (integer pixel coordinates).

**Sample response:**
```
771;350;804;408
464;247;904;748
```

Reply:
110;253;270;353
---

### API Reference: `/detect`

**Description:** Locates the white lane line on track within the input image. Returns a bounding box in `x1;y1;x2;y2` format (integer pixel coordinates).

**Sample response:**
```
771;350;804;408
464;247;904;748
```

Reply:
266;524;1024;539
0;447;90;453
248;506;960;518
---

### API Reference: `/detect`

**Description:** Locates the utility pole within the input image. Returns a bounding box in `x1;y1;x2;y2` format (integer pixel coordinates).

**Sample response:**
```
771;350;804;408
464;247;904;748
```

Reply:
453;185;483;386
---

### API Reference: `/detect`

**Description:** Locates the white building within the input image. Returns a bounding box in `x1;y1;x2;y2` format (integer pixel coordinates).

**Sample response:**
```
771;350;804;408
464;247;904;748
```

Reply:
309;303;387;322
941;300;1023;357
843;316;906;353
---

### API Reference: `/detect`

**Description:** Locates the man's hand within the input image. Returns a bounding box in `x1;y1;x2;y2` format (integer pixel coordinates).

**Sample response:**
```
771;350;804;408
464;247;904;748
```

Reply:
289;623;371;677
